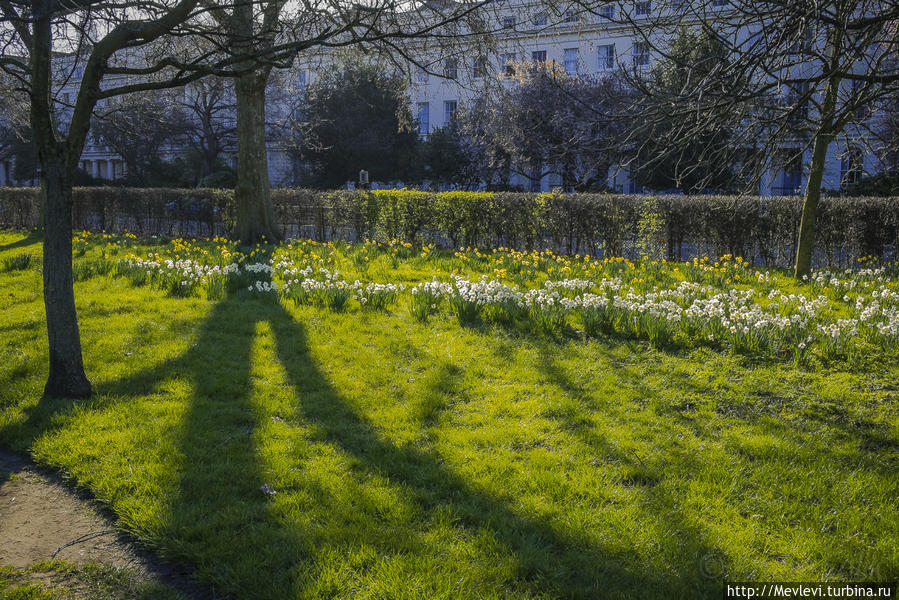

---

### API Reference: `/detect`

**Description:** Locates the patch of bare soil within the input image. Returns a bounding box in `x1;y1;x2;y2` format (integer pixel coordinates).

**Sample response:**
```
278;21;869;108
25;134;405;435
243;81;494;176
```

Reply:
0;448;209;598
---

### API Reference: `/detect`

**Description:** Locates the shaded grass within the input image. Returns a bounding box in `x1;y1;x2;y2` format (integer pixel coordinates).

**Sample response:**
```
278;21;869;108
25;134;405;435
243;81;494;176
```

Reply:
2;252;38;272
0;561;188;600
0;229;42;252
0;231;897;599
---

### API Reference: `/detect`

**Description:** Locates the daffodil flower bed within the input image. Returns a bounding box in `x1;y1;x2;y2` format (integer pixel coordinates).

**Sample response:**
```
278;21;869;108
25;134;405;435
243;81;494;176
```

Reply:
97;235;899;363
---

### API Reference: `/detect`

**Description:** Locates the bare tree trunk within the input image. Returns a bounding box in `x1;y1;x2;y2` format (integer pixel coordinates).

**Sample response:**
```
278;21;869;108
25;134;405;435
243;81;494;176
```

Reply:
793;131;834;279
234;72;281;245
792;25;844;280
30;2;91;399
41;157;92;398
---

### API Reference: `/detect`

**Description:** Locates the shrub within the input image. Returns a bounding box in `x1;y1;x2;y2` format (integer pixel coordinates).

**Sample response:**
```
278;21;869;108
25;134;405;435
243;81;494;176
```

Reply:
2;187;897;267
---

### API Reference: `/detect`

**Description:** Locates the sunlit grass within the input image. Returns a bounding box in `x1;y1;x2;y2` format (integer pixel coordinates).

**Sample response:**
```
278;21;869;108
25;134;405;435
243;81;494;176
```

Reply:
0;230;897;599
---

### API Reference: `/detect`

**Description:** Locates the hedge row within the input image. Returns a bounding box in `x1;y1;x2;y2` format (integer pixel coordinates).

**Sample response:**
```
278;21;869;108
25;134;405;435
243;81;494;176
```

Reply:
1;186;897;267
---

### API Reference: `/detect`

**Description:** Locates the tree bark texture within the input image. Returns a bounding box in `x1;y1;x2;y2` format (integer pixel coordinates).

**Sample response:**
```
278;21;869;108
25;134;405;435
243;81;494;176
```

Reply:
793;131;834;280
31;2;91;398
234;72;281;245
40;157;92;398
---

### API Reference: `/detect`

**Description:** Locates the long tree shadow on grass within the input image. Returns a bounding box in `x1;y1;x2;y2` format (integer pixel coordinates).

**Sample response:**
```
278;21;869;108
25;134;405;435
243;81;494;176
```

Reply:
531;345;729;590
265;305;694;599
18;289;710;599
2;294;305;598
0;230;42;252
530;342;899;584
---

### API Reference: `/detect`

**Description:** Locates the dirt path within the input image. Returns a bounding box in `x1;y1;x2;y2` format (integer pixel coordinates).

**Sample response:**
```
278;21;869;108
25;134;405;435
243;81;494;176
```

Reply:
0;448;210;598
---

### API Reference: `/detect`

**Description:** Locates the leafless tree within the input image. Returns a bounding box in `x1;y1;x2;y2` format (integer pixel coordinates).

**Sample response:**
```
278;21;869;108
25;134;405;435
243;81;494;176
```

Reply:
91;89;188;183
460;60;633;191
202;0;504;243
0;0;508;397
0;73;31;181
180;77;237;180
592;0;899;277
0;0;233;398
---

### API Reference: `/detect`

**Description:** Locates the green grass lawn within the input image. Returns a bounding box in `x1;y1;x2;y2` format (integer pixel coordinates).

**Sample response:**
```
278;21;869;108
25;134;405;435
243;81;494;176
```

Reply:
1;230;897;599
0;561;189;600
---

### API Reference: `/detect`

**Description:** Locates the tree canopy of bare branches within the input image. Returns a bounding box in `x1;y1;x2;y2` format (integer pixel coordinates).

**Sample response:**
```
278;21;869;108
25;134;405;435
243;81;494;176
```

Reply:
595;0;899;276
0;0;507;397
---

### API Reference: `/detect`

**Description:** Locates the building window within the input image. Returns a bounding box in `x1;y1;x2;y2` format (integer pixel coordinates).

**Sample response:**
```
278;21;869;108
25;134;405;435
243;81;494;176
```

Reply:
599;4;615;19
502;16;516;29
635;1;651;16
786;82;810;121
712;0;728;7
444;100;457;126
417;67;429;84
548;172;563;188
532;12;547;26
779;150;803;194
500;53;516;76
532;50;547;63
841;148;864;187
563;9;578;23
296;70;306;87
473;56;488;78
563;48;579;74
418;103;430;138
444;58;458;79
598;44;615;70
633;42;650;67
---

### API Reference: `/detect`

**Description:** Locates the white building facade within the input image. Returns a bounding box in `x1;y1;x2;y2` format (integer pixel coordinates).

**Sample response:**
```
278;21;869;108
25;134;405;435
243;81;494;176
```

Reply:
5;0;889;195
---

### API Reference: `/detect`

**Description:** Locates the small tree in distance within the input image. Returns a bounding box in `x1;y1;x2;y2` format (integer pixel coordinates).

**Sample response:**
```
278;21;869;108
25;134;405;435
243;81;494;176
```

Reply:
460;61;632;191
419;125;478;190
180;78;237;184
630;27;742;194
92;90;188;185
293;58;420;189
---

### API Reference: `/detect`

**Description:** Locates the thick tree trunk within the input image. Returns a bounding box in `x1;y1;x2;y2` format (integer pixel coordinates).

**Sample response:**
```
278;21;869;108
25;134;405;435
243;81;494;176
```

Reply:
793;132;833;279
41;158;92;398
234;72;281;245
29;3;91;399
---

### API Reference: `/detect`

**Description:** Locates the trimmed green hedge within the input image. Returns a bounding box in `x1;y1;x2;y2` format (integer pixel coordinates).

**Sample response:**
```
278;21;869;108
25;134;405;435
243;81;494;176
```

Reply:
1;186;896;267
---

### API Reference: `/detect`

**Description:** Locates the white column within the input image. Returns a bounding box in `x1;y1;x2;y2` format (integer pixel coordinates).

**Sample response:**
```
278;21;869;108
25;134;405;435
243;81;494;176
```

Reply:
91;160;99;179
0;161;6;186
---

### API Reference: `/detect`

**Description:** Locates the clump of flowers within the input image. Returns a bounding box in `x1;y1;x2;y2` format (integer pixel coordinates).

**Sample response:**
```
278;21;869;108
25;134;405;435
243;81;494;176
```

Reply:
410;280;453;321
111;239;899;364
281;267;354;311
356;282;404;311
